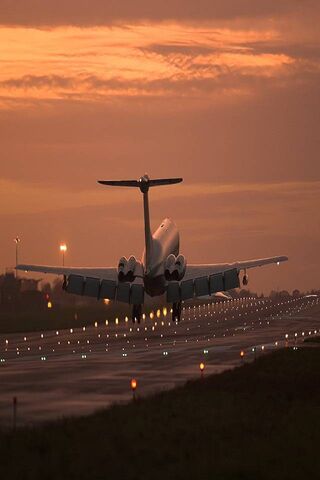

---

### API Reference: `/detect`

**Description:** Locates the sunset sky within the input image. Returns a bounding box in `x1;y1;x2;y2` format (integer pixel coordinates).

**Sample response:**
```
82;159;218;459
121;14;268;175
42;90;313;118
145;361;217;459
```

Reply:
1;1;319;293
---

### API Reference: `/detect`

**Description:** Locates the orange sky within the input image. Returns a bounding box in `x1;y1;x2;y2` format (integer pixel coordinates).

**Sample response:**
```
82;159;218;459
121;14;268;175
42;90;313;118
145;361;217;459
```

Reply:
1;1;320;293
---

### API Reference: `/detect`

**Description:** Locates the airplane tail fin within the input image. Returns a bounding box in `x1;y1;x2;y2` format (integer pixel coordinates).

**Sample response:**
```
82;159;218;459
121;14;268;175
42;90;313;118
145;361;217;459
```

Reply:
98;175;183;274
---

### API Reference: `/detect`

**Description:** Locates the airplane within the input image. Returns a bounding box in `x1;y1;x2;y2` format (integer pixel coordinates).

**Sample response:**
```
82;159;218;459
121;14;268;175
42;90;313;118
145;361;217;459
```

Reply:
16;175;288;323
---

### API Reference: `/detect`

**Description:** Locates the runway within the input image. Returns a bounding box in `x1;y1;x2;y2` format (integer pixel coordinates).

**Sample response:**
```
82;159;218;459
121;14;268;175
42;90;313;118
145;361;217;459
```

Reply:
0;295;319;426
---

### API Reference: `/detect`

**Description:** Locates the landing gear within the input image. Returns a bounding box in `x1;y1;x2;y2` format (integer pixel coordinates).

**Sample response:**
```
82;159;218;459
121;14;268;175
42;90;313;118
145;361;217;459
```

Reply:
172;301;182;322
132;304;142;324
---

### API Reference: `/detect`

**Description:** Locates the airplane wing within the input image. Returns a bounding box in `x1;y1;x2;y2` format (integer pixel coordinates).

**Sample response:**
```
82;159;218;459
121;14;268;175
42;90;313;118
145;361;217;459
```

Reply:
16;264;118;281
183;255;288;280
166;255;288;303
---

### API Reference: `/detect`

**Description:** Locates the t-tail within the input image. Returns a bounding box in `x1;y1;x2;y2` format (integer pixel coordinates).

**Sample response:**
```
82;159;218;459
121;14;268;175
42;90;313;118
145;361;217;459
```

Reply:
98;175;183;273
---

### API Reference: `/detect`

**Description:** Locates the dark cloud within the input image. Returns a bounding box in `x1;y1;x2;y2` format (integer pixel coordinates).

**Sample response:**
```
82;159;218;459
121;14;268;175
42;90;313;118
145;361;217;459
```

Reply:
1;64;318;99
243;42;320;62
0;0;316;26
141;44;216;56
0;74;74;89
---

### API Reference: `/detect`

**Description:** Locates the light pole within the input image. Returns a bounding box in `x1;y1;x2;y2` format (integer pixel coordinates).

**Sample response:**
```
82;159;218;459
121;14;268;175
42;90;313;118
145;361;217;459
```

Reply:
14;236;21;278
59;243;67;266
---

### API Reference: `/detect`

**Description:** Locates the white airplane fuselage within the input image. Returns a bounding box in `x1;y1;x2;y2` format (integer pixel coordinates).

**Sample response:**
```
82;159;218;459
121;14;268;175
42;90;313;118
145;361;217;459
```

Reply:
142;218;179;297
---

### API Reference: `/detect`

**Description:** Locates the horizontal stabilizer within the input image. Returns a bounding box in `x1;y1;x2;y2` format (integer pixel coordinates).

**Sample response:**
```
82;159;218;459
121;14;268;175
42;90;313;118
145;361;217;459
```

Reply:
149;178;183;187
98;180;139;187
98;175;183;192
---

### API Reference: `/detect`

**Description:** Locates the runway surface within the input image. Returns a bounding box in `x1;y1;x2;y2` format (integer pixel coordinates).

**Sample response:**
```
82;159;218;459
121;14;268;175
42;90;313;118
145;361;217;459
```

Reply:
0;295;319;425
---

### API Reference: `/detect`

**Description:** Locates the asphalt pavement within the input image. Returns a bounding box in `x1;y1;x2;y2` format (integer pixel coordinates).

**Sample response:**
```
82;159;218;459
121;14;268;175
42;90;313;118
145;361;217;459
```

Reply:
0;295;319;425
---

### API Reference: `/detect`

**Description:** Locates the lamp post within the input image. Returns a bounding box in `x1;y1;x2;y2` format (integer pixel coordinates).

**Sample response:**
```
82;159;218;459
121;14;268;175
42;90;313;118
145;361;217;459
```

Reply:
14;236;21;278
59;243;67;266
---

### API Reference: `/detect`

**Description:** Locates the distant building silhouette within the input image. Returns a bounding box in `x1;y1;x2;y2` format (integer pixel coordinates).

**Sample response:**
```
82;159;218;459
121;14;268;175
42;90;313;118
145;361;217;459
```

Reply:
0;269;46;312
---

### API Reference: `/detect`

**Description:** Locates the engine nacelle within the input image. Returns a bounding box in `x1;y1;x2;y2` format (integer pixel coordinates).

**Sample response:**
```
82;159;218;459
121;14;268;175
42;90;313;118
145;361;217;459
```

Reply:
164;254;187;281
118;255;138;282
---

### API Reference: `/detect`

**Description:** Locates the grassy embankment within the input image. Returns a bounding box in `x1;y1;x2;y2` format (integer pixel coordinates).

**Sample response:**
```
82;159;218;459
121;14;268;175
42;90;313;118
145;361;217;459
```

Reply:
0;347;319;479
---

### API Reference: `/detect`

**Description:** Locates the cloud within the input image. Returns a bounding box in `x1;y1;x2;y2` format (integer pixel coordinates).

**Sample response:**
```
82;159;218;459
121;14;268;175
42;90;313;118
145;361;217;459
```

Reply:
0;7;319;292
0;75;75;89
1;0;316;26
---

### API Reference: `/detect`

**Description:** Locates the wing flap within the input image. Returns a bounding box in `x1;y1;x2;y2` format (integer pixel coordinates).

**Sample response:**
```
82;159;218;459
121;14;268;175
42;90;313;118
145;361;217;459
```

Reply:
166;256;288;302
166;268;240;302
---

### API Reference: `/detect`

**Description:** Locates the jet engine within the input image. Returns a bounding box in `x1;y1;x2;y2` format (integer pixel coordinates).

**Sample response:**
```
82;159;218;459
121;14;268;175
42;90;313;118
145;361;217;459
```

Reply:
164;254;187;281
118;255;139;282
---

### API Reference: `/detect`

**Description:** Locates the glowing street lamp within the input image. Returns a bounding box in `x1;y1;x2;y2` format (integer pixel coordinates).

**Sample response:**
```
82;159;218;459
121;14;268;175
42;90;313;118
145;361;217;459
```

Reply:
59;243;67;266
199;362;205;378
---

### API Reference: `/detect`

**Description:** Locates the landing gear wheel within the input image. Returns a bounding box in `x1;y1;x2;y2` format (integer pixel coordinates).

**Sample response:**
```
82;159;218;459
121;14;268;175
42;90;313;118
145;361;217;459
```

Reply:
172;301;182;322
132;304;142;324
